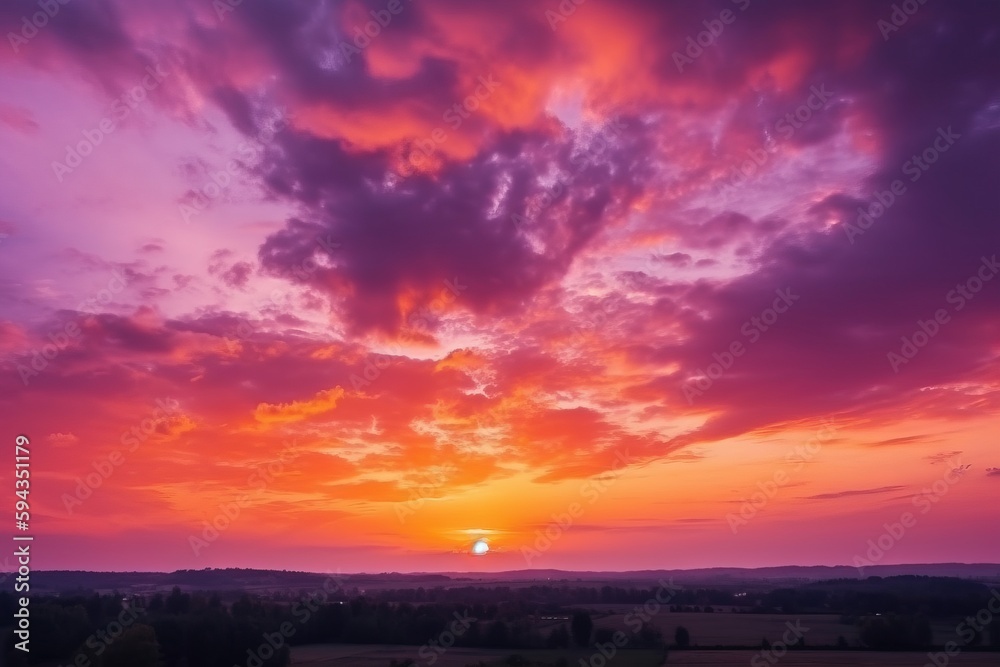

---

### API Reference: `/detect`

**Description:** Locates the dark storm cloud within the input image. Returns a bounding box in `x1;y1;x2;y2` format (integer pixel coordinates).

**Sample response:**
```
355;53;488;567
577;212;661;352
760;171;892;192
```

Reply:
258;120;656;335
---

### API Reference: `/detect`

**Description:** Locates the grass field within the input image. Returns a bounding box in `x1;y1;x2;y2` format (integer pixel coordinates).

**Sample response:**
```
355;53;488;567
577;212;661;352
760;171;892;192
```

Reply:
665;651;999;666
291;645;1000;666
291;644;666;666
584;609;971;647
589;611;856;647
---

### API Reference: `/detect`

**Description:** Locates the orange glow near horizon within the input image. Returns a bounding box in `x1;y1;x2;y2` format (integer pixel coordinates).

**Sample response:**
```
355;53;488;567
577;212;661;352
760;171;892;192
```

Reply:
1;0;999;575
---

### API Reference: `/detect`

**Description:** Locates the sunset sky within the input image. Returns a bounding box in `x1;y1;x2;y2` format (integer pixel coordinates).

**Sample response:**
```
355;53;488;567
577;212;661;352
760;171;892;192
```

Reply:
1;0;999;574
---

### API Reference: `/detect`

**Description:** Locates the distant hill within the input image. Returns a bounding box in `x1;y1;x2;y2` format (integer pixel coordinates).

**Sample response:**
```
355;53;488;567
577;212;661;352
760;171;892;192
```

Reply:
29;563;1000;594
452;563;1000;583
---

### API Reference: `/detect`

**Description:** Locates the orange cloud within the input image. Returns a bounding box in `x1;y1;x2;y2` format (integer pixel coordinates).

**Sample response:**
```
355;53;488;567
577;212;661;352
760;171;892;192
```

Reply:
254;387;346;424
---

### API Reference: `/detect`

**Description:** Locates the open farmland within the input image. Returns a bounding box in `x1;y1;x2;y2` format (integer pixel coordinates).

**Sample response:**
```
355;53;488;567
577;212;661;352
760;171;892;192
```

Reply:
291;644;666;666
584;609;979;647
665;651;1000;666
589;611;857;647
290;645;1000;667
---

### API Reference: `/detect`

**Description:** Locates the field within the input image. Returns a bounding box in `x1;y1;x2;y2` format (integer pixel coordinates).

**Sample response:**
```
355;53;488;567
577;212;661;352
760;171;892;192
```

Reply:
665;652;1000;665
289;608;997;665
585;609;971;647
291;645;1000;666
589;610;856;647
291;644;666;666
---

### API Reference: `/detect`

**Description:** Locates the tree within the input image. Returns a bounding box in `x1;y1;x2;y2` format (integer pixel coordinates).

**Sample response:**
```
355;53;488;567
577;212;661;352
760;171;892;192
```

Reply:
570;612;593;647
859;614;932;650
594;627;615;644
165;587;190;614
546;625;570;649
26;602;92;662
636;621;663;647
485;620;509;648
99;624;161;667
674;625;691;648
150;616;184;666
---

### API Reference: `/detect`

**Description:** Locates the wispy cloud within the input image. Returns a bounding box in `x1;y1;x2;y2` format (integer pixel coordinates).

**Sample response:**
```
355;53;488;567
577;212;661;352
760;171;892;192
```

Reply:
924;450;963;464
803;486;907;501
